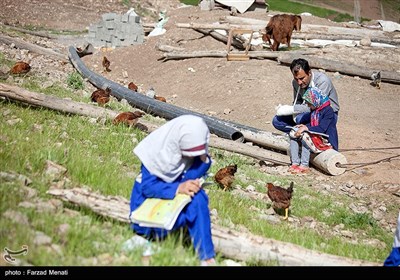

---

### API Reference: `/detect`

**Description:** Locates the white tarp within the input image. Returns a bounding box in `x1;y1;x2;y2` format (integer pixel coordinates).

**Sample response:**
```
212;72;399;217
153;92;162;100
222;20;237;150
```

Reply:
215;0;255;14
378;20;400;32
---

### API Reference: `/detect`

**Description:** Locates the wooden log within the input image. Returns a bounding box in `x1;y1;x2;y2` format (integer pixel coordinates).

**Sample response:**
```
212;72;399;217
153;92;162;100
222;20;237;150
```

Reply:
311;149;348;176
1;23;57;39
210;136;290;165
46;187;380;266
176;22;263;32
291;32;400;46
300;24;391;39
278;54;400;84
0;83;117;119
161;49;321;61
221;16;266;30
232;128;290;152
162;50;228;61
0;34;68;62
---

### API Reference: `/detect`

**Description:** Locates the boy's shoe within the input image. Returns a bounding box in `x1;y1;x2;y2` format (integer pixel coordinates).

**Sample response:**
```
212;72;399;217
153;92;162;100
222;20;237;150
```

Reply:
288;164;300;173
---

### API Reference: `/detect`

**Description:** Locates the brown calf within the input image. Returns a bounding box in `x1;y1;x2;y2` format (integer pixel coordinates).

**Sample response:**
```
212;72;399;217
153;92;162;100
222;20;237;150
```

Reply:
262;14;302;51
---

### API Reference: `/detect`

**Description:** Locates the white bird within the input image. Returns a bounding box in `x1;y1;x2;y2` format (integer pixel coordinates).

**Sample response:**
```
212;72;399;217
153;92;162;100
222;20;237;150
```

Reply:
371;71;381;89
145;87;156;99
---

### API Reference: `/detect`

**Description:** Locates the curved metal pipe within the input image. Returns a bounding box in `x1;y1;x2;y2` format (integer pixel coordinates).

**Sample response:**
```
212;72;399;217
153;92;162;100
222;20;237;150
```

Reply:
68;46;244;142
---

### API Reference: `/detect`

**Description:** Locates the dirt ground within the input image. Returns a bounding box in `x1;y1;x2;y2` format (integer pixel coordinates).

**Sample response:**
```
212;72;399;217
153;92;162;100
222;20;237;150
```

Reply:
0;2;399;194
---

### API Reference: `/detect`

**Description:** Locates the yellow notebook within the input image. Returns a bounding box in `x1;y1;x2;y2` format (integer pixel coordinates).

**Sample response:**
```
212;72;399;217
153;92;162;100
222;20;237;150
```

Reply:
130;194;192;230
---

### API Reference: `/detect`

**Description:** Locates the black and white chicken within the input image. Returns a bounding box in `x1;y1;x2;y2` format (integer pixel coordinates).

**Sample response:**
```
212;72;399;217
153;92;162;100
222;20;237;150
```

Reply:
371;71;381;89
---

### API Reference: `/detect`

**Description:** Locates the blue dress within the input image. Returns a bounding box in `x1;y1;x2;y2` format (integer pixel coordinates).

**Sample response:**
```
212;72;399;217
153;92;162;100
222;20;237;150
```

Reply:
384;247;400;266
129;155;215;261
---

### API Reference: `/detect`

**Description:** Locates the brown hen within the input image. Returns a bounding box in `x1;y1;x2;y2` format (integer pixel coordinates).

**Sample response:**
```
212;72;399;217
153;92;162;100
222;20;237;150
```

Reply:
102;56;111;72
91;87;111;106
154;95;167;102
113;111;145;127
214;164;237;191
266;182;294;220
10;61;31;75
128;82;138;91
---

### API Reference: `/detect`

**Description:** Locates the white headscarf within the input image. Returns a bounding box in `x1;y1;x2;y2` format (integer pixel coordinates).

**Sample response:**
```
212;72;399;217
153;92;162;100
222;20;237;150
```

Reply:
134;115;210;183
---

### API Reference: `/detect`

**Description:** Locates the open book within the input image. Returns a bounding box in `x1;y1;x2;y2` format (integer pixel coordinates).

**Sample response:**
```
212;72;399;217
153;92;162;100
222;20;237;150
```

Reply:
130;194;192;230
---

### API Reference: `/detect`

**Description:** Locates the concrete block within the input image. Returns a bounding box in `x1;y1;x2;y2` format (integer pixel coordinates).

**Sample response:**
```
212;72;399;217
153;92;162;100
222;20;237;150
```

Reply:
105;21;116;30
129;15;141;23
121;14;129;23
102;13;117;21
199;0;215;11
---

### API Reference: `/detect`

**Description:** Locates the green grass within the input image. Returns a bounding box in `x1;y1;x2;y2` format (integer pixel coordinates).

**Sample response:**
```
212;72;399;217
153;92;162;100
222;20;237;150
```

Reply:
267;0;368;22
180;0;199;6
179;0;373;23
67;71;85;90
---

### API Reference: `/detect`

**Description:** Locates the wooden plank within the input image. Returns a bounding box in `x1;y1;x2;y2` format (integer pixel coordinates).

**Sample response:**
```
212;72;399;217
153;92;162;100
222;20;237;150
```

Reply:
226;29;253;61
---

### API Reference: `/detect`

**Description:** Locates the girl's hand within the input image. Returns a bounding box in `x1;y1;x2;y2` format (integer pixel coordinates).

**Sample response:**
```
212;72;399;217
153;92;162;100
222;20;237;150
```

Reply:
177;179;201;197
295;124;308;137
199;154;208;162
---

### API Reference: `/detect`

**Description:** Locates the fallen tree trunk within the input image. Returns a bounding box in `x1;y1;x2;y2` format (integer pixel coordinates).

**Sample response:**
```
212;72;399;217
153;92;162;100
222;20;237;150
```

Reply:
161;49;321;61
1;23;57;39
176;22;263;32
291;32;399;45
278;54;400;84
46;187;380;266
0;34;68;62
0;83;118;120
162;50;228;60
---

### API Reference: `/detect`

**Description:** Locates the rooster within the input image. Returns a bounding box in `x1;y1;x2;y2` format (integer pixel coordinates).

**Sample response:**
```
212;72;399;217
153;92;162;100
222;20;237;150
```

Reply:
102;56;111;72
10;61;31;75
214;164;237;191
91;87;111;106
266;182;294;220
113;111;145;127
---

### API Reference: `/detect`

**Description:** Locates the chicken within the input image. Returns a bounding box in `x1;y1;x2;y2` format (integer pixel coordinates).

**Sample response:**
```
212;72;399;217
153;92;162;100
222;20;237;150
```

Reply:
10;61;31;75
102;56;111;72
76;43;94;58
113;111;145;127
266;182;294;220
91;87;111;106
128;82;138;91
371;71;381;89
154;95;167;102
214;164;237;191
144;86;166;102
145;87;156;98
